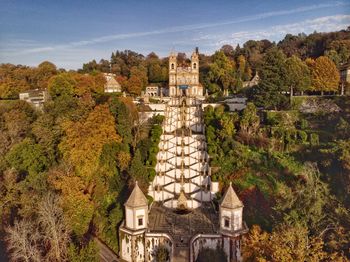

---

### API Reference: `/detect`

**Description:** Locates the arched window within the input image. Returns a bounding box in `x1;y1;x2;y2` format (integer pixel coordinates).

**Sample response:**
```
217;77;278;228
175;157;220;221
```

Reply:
193;63;197;69
171;63;174;70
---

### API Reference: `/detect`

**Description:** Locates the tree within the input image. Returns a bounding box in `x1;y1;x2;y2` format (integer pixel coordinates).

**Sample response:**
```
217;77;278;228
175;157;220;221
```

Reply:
240;103;260;136
252;48;289;110
6;138;48;175
48;168;95;237
285;55;311;96
5;193;70;262
126;66;148;95
59;104;121;183
48;73;75;99
32;114;61;165
311;56;340;95
68;240;99;262
5;219;42;262
208;51;236;93
274;163;329;232
243;224;329;262
37;193;71;261
3;109;32;145
129;149;148;190
34;61;57;89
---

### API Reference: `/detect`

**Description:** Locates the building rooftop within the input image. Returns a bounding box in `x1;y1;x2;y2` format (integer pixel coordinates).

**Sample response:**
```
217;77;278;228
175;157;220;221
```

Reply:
220;182;243;209
148;202;219;246
125;182;148;208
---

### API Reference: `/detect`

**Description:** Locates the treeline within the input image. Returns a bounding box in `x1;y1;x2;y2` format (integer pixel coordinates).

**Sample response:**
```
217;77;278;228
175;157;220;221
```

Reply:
1;28;349;100
0;77;163;260
79;27;349;97
204;100;350;260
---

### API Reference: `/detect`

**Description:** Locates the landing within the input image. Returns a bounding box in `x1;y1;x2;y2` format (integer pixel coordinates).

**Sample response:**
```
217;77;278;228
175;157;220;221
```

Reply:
148;202;219;245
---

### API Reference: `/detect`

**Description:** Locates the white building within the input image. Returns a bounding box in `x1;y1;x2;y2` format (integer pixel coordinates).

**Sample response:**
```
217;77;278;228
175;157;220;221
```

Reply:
104;73;121;93
19;89;49;109
168;48;204;97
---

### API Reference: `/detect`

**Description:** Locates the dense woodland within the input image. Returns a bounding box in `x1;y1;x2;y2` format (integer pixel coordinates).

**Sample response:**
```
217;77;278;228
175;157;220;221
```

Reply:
0;28;349;261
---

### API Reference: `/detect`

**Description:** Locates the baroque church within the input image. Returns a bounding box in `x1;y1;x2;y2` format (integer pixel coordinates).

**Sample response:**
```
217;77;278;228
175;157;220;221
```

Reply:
119;49;248;262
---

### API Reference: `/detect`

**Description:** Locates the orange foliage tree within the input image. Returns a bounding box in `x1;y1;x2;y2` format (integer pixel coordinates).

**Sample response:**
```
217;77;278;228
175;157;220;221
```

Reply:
59;104;121;184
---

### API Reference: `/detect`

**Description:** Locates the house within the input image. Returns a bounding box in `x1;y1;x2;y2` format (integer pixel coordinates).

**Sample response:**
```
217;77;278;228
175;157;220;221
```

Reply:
19;89;49;109
339;63;350;95
104;73;121;93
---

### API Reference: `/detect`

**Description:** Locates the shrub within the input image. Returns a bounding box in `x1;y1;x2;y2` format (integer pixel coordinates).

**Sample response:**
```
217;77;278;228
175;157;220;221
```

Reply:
298;130;308;144
310;133;319;146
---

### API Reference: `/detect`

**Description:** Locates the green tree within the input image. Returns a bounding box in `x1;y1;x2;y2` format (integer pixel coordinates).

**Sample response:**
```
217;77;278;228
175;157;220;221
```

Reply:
48;73;75;99
208;51;236;93
129;149;147;190
6;138;48;175
274;164;329;231
252;48;289;110
285;55;311;96
68;240;99;262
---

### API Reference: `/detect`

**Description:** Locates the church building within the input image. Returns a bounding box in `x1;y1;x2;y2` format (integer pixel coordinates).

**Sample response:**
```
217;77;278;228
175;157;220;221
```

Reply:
168;48;203;97
119;49;248;262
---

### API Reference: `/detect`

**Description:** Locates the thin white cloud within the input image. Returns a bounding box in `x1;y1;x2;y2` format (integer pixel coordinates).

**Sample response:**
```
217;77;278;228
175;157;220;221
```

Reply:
211;14;350;47
4;1;348;55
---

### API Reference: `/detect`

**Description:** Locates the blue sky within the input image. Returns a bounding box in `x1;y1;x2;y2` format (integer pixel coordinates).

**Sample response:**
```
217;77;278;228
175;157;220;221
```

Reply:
0;0;349;69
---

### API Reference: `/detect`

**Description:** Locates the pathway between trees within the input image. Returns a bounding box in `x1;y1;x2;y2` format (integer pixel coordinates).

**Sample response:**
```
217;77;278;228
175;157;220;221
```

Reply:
93;237;120;262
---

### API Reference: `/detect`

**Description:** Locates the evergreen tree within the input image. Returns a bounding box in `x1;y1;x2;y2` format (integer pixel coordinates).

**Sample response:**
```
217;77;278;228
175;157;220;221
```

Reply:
252;48;289;110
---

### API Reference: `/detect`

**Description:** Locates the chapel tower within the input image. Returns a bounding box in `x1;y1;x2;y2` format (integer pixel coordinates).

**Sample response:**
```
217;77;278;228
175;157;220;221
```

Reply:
168;48;203;97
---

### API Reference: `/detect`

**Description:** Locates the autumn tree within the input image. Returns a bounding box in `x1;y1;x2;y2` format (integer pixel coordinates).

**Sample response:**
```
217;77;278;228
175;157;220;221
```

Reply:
32;114;61;165
126;66;148;95
310;56;340;95
240;103;260;136
59;104;121;183
48;167;94;237
34;61;57;89
243;224;330;262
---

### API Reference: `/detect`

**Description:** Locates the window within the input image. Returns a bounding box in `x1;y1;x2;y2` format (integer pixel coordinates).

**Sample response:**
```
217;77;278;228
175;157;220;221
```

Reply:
171;63;174;70
224;217;230;228
138;217;143;226
193;63;197;69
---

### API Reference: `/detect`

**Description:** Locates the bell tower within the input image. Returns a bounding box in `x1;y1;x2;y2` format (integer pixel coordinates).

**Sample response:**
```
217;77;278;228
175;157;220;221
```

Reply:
191;47;199;73
219;182;247;262
169;52;177;96
119;181;148;262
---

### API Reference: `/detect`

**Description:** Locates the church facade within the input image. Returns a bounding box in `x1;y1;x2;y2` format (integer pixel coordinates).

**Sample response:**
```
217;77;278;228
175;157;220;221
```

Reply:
119;49;248;262
168;48;203;97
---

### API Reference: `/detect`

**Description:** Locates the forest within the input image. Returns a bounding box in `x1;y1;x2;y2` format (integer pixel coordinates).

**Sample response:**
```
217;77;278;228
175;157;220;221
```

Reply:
0;28;349;261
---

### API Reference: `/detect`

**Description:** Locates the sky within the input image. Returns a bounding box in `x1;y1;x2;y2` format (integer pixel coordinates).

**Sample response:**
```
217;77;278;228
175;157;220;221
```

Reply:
0;0;349;69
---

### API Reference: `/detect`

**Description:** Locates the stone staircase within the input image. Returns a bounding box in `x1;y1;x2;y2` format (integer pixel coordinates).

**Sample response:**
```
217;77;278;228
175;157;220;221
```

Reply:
148;97;214;208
